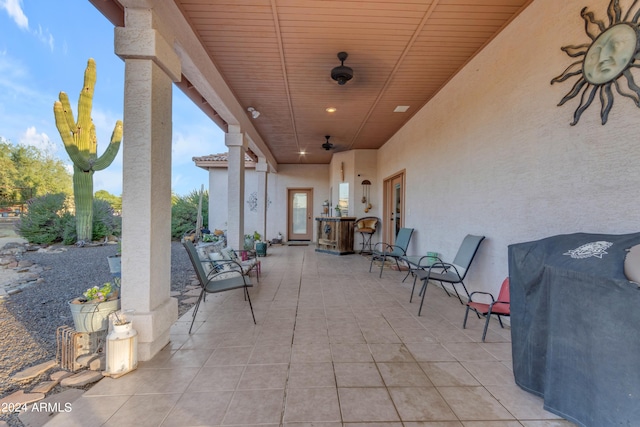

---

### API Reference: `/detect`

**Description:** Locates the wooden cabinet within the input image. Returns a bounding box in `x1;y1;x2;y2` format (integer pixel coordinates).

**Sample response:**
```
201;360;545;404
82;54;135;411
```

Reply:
315;217;355;255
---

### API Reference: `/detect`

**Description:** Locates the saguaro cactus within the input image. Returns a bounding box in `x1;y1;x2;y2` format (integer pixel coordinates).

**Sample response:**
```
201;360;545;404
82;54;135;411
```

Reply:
54;58;122;243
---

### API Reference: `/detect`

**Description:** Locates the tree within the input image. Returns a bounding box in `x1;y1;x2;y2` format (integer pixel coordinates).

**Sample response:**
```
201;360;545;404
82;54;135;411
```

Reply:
95;190;122;213
171;189;209;239
53;59;122;243
0;138;72;206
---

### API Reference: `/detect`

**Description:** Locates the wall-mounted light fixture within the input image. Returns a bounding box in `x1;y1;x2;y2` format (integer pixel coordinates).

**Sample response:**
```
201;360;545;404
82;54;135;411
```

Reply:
247;106;260;119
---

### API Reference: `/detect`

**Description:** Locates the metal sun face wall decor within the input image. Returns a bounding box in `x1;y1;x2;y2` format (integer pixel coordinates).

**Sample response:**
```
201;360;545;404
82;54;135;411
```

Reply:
552;0;640;125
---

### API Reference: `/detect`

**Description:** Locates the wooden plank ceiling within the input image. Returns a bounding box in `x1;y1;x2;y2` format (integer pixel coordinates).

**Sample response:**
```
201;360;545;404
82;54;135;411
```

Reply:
175;0;531;164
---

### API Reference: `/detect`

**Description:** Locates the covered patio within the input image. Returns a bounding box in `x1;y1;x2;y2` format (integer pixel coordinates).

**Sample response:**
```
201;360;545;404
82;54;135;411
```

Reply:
44;245;572;426
64;0;640;424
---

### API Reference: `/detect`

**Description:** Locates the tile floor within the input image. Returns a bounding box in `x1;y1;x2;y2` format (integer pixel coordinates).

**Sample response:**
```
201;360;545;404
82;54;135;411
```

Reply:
44;244;576;427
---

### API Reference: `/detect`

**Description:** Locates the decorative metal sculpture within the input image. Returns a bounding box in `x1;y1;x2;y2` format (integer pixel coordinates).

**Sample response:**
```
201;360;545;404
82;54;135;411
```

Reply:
551;0;640;125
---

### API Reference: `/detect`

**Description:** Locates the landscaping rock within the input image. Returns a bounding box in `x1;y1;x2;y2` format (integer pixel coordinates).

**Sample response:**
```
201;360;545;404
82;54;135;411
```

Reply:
59;370;103;387
30;380;57;394
10;360;58;382
49;371;72;382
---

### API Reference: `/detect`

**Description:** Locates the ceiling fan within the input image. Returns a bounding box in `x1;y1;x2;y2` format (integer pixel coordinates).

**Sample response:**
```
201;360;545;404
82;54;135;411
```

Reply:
322;135;335;151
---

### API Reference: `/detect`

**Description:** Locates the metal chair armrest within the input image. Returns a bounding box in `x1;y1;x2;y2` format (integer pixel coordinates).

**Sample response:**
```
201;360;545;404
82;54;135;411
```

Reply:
373;242;393;252
417;255;442;267
384;244;405;256
206;259;244;278
426;261;455;275
468;291;495;303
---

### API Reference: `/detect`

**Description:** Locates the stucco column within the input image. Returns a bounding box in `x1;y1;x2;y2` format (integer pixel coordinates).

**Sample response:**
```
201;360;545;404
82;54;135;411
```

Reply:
256;157;268;242
115;8;181;361
225;125;246;250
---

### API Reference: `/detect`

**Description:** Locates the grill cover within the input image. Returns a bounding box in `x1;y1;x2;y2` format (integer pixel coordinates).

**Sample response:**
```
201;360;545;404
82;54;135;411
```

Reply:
508;232;640;427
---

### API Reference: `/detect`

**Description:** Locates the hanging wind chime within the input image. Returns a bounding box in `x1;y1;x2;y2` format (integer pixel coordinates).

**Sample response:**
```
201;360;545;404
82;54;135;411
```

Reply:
361;180;372;213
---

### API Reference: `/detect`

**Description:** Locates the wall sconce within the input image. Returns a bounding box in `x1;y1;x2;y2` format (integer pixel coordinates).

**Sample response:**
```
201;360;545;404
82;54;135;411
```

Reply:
361;179;372;212
341;162;344;182
247;106;260;119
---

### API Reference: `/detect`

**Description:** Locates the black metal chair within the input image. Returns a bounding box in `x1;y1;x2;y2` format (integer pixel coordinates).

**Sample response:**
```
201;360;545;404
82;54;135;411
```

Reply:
369;227;414;277
354;216;380;254
411;234;485;316
183;241;256;333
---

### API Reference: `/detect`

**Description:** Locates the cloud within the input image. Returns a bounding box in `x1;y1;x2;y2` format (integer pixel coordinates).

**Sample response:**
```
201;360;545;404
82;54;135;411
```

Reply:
1;1;55;51
172;124;226;167
34;24;54;52
1;0;28;30
19;126;57;155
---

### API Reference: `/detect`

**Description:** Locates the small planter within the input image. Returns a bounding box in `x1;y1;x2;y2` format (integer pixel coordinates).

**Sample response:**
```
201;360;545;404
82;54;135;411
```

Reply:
107;255;121;275
255;241;267;257
69;298;121;333
244;237;255;250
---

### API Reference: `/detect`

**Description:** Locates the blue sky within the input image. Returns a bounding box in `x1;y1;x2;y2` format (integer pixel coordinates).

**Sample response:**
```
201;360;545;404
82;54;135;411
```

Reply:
0;0;227;196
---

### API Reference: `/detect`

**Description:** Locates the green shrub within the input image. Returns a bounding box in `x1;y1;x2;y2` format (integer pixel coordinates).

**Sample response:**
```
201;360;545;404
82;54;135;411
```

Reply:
61;212;77;245
92;198;115;240
18;193;119;245
17;193;69;244
171;190;208;239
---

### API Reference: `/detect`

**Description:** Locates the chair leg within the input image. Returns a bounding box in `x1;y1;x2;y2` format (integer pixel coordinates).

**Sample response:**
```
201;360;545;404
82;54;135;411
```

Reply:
369;255;375;272
410;274;418;303
463;305;471;329
245;286;256;324
418;279;429;316
379;254;386;278
402;267;412;283
482;309;492;342
450;284;464;305
459;281;471;302
437;280;452;298
189;290;205;334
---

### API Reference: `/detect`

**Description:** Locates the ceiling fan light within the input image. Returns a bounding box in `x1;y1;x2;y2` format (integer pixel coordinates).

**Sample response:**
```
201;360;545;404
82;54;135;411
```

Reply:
322;135;334;150
331;52;354;85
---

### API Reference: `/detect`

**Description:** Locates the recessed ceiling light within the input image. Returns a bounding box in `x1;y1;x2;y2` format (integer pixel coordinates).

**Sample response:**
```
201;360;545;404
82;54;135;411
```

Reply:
326;107;337;113
299;151;306;155
394;105;410;113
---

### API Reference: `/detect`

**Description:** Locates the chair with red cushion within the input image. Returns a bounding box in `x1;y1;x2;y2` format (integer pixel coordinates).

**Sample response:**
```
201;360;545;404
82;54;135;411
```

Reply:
463;277;510;341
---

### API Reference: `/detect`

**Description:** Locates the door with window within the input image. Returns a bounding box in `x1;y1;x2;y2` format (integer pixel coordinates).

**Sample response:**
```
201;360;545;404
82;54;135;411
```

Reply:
288;188;313;241
383;171;405;244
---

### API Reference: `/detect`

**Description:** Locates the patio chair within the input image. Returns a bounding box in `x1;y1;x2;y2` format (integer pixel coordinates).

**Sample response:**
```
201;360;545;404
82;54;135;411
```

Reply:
463;277;510;341
369;227;414;277
411;234;485;316
183;241;256;333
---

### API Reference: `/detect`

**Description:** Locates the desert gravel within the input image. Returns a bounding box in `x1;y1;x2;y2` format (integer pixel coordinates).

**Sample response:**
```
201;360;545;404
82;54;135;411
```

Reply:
0;241;195;427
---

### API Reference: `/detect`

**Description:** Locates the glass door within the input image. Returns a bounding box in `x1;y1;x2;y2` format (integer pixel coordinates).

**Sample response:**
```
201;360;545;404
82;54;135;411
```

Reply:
383;171;405;244
288;188;313;240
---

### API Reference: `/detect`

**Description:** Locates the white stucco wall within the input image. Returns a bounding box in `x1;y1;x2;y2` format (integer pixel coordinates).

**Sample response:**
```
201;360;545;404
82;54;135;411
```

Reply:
377;0;640;295
207;163;330;243
267;164;330;242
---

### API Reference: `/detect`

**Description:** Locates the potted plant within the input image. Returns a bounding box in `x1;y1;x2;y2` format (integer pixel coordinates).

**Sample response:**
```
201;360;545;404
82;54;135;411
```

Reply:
244;233;255;250
254;231;267;257
335;205;341;217
69;282;120;333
